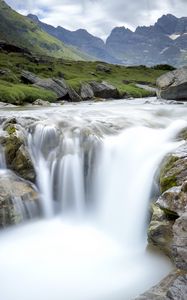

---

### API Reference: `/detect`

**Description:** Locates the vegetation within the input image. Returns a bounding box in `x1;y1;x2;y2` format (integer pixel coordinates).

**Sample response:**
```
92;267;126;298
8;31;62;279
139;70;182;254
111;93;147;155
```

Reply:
0;80;56;104
0;50;168;104
0;0;89;60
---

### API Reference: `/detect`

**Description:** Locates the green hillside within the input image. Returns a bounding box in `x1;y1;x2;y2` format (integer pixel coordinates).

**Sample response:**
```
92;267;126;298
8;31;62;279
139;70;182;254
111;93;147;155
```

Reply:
0;0;89;60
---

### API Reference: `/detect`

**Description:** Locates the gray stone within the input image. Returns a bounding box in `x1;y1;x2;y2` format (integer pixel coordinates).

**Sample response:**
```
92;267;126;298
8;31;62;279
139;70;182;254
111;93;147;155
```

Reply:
67;87;82;102
172;213;187;270
157;67;187;100
134;270;187;300
32;99;51;106
80;83;94;100
0;170;40;227
89;81;119;99
96;64;111;73
166;274;187;299
157;183;187;217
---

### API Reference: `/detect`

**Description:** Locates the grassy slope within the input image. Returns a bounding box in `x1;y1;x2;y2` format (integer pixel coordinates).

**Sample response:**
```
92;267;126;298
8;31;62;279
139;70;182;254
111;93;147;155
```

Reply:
0;51;167;103
0;0;89;60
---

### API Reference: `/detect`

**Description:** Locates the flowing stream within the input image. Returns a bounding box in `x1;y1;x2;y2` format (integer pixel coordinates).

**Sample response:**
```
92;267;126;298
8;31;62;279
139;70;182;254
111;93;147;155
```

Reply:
1;98;187;300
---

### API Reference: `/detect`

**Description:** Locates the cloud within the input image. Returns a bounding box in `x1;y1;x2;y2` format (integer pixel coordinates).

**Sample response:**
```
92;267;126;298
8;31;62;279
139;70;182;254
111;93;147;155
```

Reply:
6;0;187;39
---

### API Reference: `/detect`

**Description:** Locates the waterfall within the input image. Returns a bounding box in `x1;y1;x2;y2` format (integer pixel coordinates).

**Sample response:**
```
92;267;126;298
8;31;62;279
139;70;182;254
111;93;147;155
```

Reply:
0;101;187;300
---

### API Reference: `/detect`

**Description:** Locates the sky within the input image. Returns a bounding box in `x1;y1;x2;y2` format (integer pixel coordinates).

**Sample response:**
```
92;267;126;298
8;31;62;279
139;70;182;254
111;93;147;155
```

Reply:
6;0;187;40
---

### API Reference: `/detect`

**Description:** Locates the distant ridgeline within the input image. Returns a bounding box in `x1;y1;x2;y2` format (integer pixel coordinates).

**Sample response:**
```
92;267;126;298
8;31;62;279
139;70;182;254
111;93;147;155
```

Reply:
28;13;187;67
0;0;187;66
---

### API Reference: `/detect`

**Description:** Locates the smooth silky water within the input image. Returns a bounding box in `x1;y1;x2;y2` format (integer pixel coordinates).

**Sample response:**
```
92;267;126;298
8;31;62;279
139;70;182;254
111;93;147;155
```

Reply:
1;98;187;300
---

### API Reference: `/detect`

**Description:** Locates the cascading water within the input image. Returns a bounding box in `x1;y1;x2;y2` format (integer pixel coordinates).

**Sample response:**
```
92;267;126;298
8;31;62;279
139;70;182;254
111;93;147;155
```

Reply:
0;99;187;300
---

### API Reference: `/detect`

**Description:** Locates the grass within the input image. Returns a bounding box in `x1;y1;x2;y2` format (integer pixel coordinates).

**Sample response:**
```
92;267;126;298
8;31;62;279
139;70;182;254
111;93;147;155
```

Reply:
0;0;89;61
0;50;168;103
0;80;56;104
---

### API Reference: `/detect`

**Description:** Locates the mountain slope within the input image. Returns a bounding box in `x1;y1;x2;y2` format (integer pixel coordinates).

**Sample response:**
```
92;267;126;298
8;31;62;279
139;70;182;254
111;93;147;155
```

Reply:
27;14;119;64
106;14;187;66
0;0;89;60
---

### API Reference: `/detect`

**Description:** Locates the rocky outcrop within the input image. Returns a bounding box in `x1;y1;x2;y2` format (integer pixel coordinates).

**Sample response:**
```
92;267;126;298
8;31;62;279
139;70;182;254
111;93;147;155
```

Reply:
157;67;187;100
144;139;187;299
0;170;40;227
135;270;187;300
89;81;119;99
1;120;36;182
80;83;94;100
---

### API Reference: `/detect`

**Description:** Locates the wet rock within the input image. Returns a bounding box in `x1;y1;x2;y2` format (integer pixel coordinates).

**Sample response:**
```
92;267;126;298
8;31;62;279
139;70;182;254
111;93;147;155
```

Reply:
11;145;36;182
148;204;174;256
0;170;40;227
1;122;36;182
159;146;187;193
80;83;94;100
89;81;119;99
166;273;187;299
157;67;187;100
134;270;187;300
157;183;187;217
32;99;51;106
172;213;187;270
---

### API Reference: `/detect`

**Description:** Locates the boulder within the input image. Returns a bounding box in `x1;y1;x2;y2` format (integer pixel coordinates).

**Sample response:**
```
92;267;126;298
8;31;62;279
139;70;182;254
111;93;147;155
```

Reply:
157;182;187;217
1;122;36;182
21;71;82;102
0;170;40;227
172;213;187;270
159;144;187;193
96;64;111;73
67;87;82;102
89;81;119;99
80;83;94;100
156;67;187;100
148;204;174;256
134;270;187;300
32;99;51;106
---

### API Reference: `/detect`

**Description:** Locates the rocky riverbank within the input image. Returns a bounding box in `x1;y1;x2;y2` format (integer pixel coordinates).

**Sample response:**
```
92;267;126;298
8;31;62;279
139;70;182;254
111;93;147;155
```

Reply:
135;137;187;299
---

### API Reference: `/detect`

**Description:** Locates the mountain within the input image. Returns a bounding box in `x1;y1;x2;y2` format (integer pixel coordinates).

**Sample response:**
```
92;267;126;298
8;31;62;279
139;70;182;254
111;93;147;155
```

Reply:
28;13;187;67
27;14;119;64
0;0;89;60
106;14;187;66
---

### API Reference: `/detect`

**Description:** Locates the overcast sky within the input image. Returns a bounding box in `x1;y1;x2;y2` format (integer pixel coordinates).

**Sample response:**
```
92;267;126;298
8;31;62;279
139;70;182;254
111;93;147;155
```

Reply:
6;0;187;40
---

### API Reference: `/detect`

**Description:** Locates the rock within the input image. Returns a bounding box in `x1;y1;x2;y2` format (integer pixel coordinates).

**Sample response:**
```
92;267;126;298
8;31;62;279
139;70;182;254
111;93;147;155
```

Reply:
21;71;68;99
1;122;36;182
21;71;83;102
32;99;51;106
89;81;119;99
172;213;187;270
67;87;82;102
159;145;187;193
157;183;187;217
148;204;174;256
80;83;94;100
156;67;187;100
11;145;36;182
134;270;187;300
96;64;111;73
166;273;187;299
0;170;40;227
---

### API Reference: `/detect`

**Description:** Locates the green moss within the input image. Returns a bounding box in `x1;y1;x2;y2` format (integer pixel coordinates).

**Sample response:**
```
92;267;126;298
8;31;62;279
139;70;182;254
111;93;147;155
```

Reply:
160;175;177;193
5;124;16;135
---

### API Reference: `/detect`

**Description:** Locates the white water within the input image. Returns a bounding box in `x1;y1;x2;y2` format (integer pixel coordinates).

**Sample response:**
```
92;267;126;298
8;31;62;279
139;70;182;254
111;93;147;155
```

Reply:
0;99;187;300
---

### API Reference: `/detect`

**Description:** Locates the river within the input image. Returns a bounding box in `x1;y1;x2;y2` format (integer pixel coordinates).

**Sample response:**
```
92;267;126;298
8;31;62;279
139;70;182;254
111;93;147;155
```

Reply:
0;97;187;300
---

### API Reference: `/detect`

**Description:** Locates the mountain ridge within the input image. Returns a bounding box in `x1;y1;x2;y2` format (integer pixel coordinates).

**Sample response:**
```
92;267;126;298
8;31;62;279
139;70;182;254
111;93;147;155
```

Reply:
28;13;187;66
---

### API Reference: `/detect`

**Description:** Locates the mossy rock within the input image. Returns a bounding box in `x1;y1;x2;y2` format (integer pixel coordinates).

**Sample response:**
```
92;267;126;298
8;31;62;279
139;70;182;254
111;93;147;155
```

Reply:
159;154;187;193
